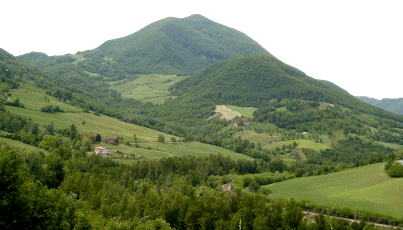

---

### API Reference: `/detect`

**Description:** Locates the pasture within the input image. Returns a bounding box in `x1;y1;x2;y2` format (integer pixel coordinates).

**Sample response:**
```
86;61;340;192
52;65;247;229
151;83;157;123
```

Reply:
110;74;187;104
0;136;50;155
6;88;253;162
236;130;331;152
9;84;81;112
215;105;242;120
265;163;403;218
225;105;256;118
99;141;253;161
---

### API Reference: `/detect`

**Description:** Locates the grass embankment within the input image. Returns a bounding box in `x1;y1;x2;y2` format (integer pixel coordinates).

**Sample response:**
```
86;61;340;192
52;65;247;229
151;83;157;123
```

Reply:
110;74;187;104
265;163;403;218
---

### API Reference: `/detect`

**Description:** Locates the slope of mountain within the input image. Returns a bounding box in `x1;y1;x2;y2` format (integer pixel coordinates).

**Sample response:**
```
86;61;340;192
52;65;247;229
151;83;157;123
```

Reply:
357;96;403;115
170;54;403;123
93;14;270;74
319;79;348;93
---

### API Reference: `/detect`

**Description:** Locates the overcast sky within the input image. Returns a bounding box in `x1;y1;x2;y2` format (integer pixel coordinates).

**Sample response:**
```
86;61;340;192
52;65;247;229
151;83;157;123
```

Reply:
2;0;402;99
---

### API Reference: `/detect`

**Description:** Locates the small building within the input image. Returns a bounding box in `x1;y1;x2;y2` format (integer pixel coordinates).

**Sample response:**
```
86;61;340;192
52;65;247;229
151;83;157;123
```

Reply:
95;147;112;156
104;137;119;145
242;118;250;125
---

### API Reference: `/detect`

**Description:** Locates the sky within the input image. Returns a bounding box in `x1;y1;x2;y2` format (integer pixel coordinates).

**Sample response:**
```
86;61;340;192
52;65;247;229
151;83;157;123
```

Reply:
2;0;402;99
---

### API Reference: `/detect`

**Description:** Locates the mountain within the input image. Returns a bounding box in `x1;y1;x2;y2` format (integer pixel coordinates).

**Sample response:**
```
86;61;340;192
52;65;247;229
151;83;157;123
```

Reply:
357;96;403;115
318;79;348;93
93;14;271;74
170;54;403;122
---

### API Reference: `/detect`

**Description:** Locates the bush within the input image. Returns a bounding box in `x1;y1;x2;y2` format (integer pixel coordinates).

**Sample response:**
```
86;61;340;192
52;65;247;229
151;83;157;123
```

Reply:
41;105;63;113
386;162;403;177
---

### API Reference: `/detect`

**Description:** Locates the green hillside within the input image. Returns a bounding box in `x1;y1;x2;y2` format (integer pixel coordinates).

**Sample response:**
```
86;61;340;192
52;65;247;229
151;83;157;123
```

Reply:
95;14;270;74
4;85;252;161
266;163;403;218
109;74;187;104
171;55;403;123
357;96;403;115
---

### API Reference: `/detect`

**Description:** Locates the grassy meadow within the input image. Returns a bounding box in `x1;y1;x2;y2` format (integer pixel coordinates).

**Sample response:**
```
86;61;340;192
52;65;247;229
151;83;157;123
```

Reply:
225;105;256;118
215;105;242;120
105;141;253;162
110;74;187;104
0;136;50;155
5;86;253;162
265;163;403;218
9;84;81;112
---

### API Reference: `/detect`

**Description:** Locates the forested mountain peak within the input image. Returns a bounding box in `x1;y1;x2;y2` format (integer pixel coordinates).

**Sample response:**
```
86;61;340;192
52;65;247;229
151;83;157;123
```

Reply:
0;48;15;62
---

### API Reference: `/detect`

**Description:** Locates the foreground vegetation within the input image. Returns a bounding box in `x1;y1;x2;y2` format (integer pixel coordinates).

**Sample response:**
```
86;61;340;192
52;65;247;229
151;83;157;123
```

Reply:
2;140;400;229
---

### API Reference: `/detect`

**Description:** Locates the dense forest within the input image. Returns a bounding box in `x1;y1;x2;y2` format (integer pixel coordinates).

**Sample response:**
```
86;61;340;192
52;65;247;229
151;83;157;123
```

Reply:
2;139;401;229
357;96;403;115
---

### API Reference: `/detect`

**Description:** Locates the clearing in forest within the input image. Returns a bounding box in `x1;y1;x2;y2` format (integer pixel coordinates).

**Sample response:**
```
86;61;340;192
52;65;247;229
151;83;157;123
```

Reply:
215;105;242;120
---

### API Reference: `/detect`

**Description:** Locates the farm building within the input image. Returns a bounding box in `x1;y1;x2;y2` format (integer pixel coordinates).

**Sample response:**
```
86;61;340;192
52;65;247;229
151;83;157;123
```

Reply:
242;118;250;125
104;137;119;145
95;147;113;156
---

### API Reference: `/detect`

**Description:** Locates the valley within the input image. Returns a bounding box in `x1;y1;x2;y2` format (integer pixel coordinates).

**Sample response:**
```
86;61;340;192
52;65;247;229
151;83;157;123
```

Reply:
1;14;403;229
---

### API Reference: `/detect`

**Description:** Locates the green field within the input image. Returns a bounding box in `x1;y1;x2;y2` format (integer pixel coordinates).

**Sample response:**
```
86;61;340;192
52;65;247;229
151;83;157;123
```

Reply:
236;130;331;152
215;105;257;120
110;74;187;104
0;136;50;155
6;87;253;162
100;141;253;161
225;105;256;118
9;84;81;112
265;163;403;218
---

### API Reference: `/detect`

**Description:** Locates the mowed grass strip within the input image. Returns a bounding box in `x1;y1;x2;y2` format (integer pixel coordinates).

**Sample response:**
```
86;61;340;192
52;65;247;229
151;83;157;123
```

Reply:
265;163;403;218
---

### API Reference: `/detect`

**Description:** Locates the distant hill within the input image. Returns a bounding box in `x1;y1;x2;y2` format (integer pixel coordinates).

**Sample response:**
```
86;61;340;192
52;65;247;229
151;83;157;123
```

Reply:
357;96;403;115
93;14;271;74
170;55;403;122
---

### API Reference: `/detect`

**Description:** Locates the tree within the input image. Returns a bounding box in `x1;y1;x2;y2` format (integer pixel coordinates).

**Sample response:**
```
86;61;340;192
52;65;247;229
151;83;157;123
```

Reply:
45;123;55;136
95;134;102;142
292;141;299;149
28;123;40;135
284;198;303;229
44;153;65;189
171;137;177;144
157;135;165;143
0;146;74;229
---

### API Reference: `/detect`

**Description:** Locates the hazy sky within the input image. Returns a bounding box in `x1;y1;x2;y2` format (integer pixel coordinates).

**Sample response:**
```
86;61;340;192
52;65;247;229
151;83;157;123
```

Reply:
2;0;402;99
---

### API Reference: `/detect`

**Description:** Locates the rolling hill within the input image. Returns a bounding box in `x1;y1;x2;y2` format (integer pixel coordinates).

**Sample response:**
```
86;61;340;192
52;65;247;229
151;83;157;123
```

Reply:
170;54;403;123
265;163;403;218
357;96;403;115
